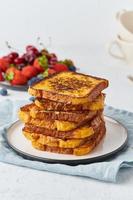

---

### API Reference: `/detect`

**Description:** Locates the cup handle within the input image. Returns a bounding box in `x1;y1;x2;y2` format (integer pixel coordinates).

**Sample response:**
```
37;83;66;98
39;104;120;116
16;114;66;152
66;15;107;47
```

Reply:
108;40;125;60
116;9;126;20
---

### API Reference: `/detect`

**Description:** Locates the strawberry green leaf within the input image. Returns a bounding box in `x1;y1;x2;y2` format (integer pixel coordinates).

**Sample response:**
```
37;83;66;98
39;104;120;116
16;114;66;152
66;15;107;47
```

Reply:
43;69;48;77
38;55;48;69
10;64;16;67
58;59;74;67
5;72;14;81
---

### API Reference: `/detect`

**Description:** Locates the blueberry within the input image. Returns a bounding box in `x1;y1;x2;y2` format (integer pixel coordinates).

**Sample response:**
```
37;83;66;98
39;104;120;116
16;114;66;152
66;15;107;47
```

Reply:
27;77;39;86
69;66;76;72
29;96;35;102
0;88;8;96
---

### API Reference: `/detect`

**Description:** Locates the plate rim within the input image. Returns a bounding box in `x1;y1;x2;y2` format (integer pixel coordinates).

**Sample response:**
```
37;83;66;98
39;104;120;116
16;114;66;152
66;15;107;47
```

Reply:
5;116;128;165
0;82;28;91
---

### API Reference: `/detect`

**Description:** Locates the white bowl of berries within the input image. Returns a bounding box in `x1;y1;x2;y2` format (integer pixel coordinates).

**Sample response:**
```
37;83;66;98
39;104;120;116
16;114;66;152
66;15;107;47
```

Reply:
0;45;77;91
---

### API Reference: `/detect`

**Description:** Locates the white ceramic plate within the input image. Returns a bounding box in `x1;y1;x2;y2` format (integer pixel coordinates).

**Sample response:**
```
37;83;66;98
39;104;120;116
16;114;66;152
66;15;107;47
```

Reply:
0;81;28;91
6;116;128;165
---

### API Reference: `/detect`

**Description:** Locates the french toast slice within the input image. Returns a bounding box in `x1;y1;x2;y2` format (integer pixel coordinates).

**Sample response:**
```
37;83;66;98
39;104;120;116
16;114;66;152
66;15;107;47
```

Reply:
30;103;100;123
18;103;34;123
35;93;105;111
31;124;106;156
23;115;103;139
23;131;93;148
19;103;100;131
23;122;105;149
28;71;108;104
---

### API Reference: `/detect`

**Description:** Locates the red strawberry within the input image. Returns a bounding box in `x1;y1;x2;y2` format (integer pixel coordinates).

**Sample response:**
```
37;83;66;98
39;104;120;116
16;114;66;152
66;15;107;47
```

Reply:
33;55;48;73
52;63;68;72
48;68;56;75
0;70;4;81
11;71;27;85
22;65;38;79
33;59;43;72
5;67;27;85
5;67;18;81
0;58;10;72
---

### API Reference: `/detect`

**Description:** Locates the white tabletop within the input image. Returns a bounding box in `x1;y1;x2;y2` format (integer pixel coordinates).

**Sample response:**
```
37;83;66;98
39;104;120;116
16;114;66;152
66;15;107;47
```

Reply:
0;45;133;200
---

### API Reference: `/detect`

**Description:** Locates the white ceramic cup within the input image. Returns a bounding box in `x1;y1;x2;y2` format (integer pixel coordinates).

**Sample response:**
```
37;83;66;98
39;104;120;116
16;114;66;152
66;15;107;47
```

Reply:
116;10;133;42
108;35;133;66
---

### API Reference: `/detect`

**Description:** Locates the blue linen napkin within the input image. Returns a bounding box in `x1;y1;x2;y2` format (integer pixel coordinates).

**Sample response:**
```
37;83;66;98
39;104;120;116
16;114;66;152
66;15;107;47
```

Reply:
0;99;133;183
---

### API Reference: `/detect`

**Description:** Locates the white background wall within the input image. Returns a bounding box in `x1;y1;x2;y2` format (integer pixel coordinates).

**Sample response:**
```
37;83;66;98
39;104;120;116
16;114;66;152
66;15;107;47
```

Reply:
0;0;132;51
0;0;133;110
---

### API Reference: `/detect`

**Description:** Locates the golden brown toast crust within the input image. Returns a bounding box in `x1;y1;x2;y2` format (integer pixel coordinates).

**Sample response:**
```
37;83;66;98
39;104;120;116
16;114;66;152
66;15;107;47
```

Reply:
30;103;101;123
35;93;105;111
23;130;95;148
19;103;103;131
28;72;108;104
23;115;104;139
20;103;34;111
31;124;106;155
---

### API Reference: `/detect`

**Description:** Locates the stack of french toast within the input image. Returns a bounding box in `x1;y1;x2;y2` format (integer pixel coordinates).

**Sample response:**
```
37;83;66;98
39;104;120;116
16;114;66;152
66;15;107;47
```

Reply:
19;71;109;156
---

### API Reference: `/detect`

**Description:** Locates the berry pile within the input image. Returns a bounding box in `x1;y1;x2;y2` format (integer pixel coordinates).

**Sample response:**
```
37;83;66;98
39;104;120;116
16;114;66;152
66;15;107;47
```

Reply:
0;45;77;86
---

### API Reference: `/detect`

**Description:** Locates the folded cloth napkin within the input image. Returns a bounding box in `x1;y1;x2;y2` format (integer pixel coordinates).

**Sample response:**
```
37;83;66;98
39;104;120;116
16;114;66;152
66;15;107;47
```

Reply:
0;99;133;183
